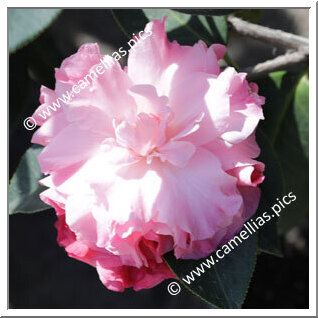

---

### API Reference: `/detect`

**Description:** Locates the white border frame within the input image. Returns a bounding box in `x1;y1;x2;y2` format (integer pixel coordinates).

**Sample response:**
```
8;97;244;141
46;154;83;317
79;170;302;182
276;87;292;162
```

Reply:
2;0;316;316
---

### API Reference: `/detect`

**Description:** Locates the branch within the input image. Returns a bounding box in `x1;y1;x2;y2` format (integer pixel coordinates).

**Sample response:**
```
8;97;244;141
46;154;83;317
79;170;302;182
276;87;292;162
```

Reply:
244;49;308;80
227;16;309;51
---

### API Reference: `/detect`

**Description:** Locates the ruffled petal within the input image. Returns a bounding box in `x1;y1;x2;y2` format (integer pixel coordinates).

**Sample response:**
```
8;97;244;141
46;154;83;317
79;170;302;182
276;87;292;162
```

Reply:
38;123;105;174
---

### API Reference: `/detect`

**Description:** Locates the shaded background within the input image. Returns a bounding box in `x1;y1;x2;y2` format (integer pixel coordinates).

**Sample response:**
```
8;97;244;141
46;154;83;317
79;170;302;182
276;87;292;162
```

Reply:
9;9;309;309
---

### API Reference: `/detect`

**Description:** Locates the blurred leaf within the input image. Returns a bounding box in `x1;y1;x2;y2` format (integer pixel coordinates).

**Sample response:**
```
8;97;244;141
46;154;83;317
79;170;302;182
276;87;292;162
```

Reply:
112;9;228;45
143;9;228;45
294;74;309;158
255;130;283;256
173;9;239;16
258;71;300;142
204;15;228;44
257;71;309;233
111;9;149;38
234;9;263;23
275;100;309;232
23;33;64;88
164;235;257;308
9;50;31;135
9;8;62;53
9;145;50;214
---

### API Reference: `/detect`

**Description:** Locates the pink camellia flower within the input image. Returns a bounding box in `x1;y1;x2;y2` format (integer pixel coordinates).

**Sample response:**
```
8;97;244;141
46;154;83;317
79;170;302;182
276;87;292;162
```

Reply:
31;18;265;292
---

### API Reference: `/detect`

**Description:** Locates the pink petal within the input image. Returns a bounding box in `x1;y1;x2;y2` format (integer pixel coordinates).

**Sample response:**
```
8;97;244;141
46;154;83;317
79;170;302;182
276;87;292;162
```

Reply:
38;123;104;173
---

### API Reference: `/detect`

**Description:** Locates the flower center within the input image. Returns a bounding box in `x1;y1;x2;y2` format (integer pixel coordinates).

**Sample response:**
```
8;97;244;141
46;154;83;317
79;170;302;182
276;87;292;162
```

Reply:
113;113;166;159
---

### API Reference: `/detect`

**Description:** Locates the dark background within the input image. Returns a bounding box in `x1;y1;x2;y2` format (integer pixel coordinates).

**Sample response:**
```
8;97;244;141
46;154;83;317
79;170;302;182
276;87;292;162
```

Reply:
9;9;309;309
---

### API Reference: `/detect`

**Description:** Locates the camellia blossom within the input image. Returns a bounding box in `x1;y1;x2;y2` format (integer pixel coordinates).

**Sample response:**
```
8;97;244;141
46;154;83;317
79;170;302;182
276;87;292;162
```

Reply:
31;17;265;292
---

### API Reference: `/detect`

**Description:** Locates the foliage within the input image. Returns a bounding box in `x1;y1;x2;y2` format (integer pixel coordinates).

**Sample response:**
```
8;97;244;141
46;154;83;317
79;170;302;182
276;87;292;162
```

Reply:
9;9;62;53
9;145;50;214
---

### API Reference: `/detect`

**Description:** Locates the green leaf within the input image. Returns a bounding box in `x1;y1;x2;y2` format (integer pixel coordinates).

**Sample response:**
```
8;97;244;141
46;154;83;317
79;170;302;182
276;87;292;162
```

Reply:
203;15;228;44
294;74;309;158
258;71;300;143
255;130;283;256
257;71;309;233
111;9;228;46
173;9;239;16
233;9;263;24
9;8;62;53
9;145;50;215
275;100;309;233
164;235;257;308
